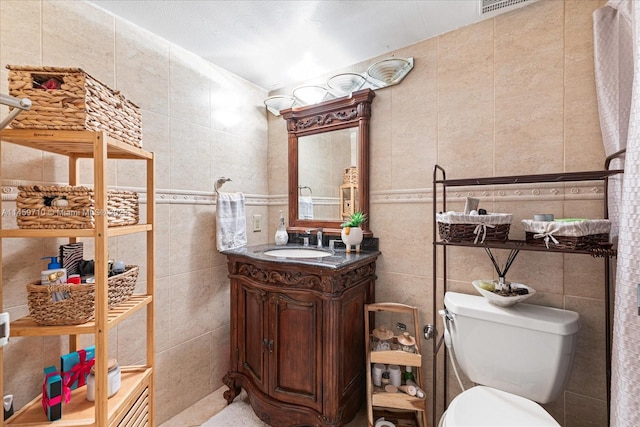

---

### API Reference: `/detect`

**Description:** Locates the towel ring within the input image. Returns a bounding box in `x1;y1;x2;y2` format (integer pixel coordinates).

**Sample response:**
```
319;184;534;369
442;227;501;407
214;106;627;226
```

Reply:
298;185;312;196
215;177;232;194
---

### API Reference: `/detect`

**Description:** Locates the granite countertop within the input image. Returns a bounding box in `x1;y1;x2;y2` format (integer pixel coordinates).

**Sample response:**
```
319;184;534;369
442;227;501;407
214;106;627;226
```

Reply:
222;243;380;270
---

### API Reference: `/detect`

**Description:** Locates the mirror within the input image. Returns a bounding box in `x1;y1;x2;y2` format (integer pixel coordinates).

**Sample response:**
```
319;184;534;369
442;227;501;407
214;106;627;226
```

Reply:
297;127;357;220
281;88;375;233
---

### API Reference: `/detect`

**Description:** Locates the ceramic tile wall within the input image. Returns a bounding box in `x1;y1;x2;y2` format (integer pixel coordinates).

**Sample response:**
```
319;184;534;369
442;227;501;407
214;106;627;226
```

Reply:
0;0;612;425
267;0;609;425
0;0;269;423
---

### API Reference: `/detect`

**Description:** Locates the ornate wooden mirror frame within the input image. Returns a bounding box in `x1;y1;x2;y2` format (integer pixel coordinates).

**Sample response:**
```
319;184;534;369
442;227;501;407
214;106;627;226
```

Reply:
281;88;375;234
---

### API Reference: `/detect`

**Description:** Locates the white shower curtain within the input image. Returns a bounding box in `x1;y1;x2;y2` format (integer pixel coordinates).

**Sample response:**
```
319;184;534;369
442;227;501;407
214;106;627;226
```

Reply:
594;1;640;426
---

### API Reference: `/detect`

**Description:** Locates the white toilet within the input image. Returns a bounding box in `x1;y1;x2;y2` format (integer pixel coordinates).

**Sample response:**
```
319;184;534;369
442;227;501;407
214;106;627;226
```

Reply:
439;291;580;427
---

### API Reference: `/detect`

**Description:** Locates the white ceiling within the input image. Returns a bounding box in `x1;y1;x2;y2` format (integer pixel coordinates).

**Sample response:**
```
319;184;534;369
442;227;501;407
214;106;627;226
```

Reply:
89;0;497;91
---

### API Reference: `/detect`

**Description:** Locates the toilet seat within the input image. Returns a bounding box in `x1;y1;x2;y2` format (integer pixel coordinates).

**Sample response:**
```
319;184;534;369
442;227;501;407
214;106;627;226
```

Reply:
441;386;560;427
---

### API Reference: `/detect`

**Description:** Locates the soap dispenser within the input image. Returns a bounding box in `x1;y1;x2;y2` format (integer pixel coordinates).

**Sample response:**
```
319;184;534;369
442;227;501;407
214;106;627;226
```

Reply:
275;210;288;246
41;256;67;285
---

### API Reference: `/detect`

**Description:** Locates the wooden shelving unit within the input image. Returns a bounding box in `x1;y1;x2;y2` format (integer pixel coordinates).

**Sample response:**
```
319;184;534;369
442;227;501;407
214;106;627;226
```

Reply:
365;303;428;427
340;183;358;220
0;129;155;427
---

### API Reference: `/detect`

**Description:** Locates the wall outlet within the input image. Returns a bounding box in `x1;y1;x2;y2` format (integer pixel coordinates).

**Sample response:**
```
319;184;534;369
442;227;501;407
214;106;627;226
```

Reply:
253;215;262;232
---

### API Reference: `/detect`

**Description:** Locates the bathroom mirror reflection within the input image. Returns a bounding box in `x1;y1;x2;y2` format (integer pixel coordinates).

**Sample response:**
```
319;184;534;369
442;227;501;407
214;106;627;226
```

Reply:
297;128;358;221
281;88;375;232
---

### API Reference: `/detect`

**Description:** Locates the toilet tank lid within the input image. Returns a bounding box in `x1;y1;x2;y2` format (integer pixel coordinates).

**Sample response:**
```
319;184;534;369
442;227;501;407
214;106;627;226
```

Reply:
445;292;580;335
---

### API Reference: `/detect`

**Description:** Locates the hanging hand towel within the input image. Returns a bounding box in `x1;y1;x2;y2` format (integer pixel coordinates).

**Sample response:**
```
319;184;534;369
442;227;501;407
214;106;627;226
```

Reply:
298;196;314;219
216;192;247;251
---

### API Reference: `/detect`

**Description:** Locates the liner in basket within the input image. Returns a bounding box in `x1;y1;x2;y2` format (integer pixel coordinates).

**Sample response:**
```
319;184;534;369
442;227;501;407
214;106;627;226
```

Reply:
16;185;139;229
6;65;142;148
27;265;139;326
522;219;611;250
437;212;512;243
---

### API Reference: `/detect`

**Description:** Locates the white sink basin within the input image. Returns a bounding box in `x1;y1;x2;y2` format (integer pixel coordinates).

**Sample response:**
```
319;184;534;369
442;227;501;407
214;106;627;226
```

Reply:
263;248;333;259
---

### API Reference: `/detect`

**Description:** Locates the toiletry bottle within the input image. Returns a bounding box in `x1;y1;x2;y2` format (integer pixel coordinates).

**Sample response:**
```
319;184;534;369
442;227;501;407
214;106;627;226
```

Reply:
275;210;288;246
403;365;415;383
41;256;67;285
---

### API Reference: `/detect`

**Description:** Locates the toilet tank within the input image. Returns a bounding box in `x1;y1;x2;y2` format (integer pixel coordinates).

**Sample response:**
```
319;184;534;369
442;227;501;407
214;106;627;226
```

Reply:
444;292;580;404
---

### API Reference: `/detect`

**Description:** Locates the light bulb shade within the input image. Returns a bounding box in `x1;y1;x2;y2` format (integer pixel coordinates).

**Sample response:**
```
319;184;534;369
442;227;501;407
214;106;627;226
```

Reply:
264;95;296;116
367;57;413;85
292;85;331;105
327;73;367;97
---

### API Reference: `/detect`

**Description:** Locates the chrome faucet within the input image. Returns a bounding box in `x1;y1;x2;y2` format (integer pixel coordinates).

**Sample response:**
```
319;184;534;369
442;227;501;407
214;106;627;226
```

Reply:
305;228;323;248
329;239;342;250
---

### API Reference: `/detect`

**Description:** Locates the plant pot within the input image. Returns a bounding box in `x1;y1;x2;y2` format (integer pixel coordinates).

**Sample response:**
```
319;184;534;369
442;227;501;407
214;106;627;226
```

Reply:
341;226;363;251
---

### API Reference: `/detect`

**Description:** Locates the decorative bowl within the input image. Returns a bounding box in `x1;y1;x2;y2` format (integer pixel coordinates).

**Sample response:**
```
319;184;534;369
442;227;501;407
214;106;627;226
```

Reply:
472;280;536;307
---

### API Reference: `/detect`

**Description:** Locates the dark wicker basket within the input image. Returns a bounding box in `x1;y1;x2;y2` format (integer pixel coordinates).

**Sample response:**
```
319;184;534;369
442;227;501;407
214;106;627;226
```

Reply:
525;232;609;250
438;222;511;243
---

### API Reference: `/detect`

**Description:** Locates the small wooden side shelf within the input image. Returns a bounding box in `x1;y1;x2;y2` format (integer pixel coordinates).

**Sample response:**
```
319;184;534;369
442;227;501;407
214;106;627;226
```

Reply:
365;303;428;427
340;183;358;220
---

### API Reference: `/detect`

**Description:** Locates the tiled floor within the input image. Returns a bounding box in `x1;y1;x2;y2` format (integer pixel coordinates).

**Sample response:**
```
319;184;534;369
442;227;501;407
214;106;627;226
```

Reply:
159;386;369;426
159;387;229;427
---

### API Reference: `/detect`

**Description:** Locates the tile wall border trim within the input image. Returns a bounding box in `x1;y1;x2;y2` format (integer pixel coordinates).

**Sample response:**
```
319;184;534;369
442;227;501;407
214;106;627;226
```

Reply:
2;181;606;205
0;180;278;206
371;181;607;204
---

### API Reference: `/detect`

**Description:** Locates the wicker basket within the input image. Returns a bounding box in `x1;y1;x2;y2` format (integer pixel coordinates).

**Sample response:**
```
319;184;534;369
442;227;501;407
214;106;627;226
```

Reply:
16;185;139;229
522;219;611;250
437;212;512;243
27;265;139;326
6;65;142;148
343;167;358;185
27;282;95;325
525;232;609;250
107;265;139;308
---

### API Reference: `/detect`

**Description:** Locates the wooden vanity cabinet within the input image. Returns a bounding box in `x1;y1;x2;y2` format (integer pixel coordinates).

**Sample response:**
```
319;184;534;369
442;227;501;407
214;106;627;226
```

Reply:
239;285;323;411
224;252;379;427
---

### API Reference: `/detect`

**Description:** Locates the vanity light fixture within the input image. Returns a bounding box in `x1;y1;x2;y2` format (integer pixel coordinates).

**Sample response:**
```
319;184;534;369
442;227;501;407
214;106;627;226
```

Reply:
366;57;413;86
263;95;297;116
292;85;333;106
327;73;367;97
262;57;413;115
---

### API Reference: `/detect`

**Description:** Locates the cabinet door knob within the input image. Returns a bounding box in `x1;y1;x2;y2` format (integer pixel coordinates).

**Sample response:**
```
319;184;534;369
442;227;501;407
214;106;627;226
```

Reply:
263;338;269;351
268;340;274;352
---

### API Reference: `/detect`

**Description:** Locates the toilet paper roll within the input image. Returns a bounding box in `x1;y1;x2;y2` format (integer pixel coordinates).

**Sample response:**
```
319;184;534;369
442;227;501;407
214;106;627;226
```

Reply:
375;419;396;427
388;364;401;387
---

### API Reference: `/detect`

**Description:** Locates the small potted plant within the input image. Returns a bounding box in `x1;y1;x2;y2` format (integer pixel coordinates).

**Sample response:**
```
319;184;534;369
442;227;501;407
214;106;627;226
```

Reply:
341;211;367;252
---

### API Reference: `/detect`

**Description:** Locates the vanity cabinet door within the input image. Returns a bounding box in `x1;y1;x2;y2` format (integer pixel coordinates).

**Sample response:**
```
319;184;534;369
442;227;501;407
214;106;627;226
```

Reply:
238;283;268;393
268;291;323;412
